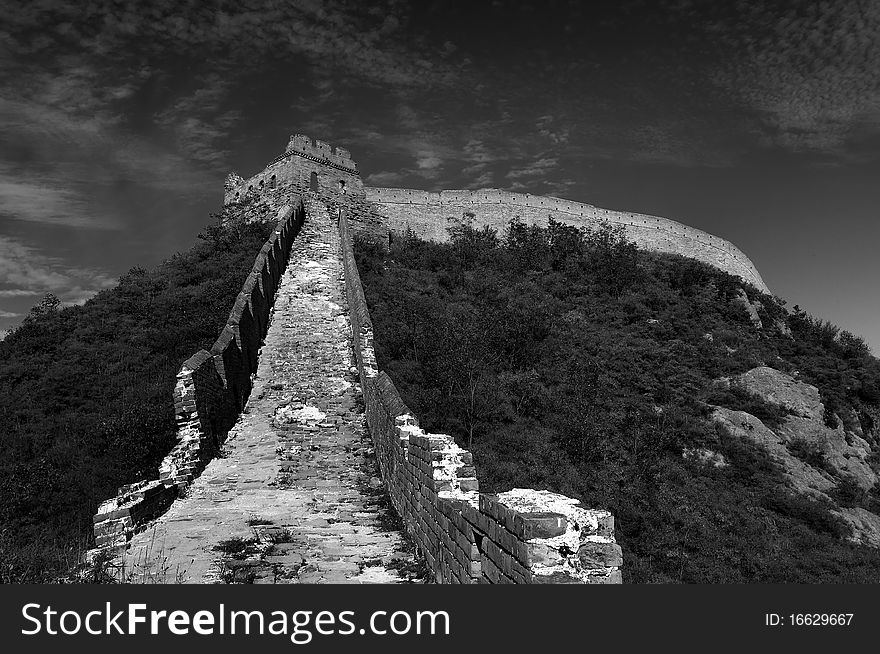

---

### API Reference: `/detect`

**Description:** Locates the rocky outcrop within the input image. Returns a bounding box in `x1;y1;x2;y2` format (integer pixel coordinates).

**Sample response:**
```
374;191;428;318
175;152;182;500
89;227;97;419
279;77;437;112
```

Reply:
735;289;763;329
710;407;834;497
836;508;880;548
735;367;877;491
711;365;880;548
734;366;823;420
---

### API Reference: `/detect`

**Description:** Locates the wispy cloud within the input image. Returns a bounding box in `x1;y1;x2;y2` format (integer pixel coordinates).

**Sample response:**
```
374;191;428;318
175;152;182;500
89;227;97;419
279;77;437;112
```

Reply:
0;0;474;229
706;2;880;160
153;74;241;170
363;171;408;186
0;289;41;297
0;235;116;304
0;175;112;229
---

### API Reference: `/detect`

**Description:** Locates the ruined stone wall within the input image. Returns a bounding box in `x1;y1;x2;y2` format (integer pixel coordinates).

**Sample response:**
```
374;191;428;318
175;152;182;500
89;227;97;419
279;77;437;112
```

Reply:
223;136;388;240
366;187;769;293
340;210;622;584
224;134;363;206
92;199;306;550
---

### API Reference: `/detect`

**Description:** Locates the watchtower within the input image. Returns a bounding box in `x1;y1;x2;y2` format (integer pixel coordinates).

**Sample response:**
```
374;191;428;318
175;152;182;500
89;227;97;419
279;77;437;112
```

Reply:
223;134;363;206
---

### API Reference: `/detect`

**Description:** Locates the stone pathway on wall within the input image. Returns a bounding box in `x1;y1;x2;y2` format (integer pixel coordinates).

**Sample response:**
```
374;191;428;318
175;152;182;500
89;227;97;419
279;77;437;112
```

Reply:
120;196;424;584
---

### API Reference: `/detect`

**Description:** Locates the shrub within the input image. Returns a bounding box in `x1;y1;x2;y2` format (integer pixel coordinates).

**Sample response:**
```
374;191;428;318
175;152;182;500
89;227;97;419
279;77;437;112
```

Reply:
0;216;276;582
356;222;880;582
704;384;793;430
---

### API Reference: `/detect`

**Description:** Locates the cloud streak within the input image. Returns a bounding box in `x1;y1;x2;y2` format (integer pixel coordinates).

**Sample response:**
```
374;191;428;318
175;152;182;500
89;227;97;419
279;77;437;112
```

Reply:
705;2;880;160
0;235;116;305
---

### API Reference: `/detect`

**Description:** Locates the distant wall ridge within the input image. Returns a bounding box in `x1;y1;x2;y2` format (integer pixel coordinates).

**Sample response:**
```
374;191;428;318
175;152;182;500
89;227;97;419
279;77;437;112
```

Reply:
366;186;768;293
224;136;768;293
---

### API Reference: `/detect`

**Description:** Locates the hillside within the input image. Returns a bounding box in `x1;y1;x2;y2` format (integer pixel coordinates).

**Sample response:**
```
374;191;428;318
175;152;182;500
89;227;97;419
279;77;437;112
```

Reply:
355;219;880;583
0;205;275;583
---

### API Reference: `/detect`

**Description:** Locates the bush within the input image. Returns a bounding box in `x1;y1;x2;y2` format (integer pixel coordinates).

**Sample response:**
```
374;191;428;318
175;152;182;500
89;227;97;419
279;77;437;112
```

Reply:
786;438;830;472
356;221;880;583
0;215;276;582
704;384;792;430
831;477;869;509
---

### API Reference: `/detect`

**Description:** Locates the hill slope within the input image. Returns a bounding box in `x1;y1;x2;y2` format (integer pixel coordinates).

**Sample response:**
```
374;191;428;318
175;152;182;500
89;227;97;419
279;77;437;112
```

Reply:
355;219;880;582
0;208;274;582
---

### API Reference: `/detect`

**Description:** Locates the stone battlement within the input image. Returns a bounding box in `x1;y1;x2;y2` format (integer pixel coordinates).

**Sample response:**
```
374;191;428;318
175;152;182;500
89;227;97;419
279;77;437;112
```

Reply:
222;136;768;292
223;136;362;207
284;134;357;171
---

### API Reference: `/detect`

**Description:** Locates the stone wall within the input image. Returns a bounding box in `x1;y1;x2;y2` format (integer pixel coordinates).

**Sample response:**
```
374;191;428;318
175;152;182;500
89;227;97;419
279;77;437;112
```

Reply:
92;199;306;550
366;187;769;293
339;210;622;584
224;134;363;207
224;136;769;293
223;136;388;240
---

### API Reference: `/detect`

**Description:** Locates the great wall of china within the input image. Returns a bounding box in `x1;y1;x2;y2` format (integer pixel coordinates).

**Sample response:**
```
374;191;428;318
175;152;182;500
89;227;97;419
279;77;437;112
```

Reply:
90;134;770;583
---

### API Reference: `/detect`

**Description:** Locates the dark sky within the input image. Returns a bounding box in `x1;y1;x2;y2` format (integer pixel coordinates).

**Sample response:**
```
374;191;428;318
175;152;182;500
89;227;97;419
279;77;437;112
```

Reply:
1;0;878;351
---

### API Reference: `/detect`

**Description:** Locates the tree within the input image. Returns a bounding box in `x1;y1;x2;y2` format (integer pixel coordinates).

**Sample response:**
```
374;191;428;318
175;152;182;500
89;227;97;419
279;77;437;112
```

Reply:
586;221;642;297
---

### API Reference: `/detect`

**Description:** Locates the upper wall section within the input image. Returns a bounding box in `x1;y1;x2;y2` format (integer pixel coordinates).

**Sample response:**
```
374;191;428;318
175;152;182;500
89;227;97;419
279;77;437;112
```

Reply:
224;134;363;206
223;135;768;293
365;187;769;293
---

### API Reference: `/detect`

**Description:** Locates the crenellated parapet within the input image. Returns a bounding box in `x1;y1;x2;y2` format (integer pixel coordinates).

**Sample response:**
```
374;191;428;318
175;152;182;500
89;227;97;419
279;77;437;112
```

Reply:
223;135;768;292
285;133;357;171
224;135;362;207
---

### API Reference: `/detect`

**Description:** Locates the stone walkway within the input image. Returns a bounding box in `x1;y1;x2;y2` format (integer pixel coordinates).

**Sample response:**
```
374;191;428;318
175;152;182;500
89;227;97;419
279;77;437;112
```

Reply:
120;197;424;584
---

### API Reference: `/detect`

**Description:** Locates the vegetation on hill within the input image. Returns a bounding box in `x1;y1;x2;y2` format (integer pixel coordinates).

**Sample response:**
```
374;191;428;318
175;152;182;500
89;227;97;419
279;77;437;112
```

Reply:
0;207;274;583
355;218;880;582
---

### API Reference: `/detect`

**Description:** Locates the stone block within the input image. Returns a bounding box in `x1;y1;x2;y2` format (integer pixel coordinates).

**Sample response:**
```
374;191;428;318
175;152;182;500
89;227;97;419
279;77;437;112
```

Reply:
532;571;583;584
458;477;479;492
525;542;564;567
577;541;623;569
520;512;568;539
583;570;623;584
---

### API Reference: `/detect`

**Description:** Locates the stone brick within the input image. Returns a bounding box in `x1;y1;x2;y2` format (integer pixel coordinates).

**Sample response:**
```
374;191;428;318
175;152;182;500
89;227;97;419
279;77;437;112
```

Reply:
578;541;624;569
525;542;564;566
520;511;568;539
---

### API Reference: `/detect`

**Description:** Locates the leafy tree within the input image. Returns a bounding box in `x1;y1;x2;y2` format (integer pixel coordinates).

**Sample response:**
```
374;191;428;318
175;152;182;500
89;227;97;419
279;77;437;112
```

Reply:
356;218;880;583
0;217;275;581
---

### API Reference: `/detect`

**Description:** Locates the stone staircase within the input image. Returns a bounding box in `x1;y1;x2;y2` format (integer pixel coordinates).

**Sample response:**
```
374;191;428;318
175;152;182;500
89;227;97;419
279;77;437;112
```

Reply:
118;196;424;583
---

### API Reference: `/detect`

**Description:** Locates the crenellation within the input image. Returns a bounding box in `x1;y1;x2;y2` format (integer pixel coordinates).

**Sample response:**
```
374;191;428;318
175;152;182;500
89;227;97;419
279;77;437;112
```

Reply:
286;133;313;153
